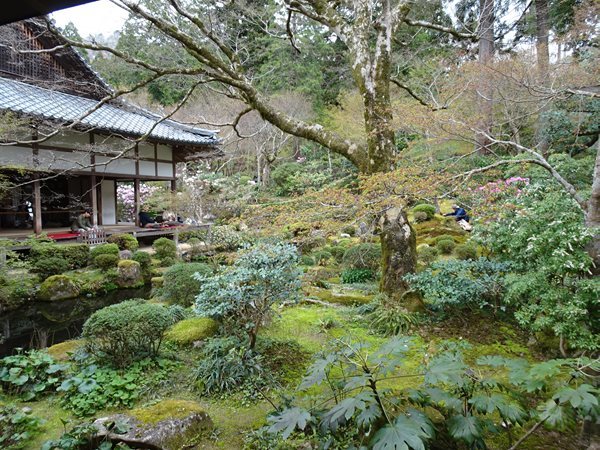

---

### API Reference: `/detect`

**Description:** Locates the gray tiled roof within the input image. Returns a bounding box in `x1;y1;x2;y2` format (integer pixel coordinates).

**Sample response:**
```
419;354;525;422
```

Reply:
0;77;220;146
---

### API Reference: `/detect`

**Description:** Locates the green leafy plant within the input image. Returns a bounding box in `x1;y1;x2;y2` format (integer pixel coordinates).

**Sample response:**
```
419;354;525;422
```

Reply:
161;262;212;307
413;211;429;223
107;233;139;251
58;359;175;417
417;245;439;265
82;300;175;368
341;268;374;283
369;294;421;336
195;242;302;349
30;243;89;271
207;225;248;251
300;255;315;266
0;350;66;401
404;258;509;314
0;404;42;449
94;254;119;271
310;250;333;266
41;419;131;449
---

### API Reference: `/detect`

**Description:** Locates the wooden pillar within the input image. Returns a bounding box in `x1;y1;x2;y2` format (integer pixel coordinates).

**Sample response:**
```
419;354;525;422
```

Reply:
170;179;177;192
33;177;42;235
90;174;98;226
134;178;140;227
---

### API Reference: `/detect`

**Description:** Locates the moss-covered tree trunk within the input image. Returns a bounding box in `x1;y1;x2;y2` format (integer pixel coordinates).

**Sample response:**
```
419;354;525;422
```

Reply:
379;207;420;309
586;140;600;274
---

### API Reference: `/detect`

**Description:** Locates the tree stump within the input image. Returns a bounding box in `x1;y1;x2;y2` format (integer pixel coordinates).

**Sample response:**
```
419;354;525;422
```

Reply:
379;207;422;311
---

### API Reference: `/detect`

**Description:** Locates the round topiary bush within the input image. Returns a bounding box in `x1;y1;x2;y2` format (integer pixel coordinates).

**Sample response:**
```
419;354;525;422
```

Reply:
413;211;429;223
412;204;436;220
455;243;478;260
436;239;456;254
324;245;346;263
164;317;219;346
32;256;70;280
94;253;119;271
162;263;213;307
90;243;120;261
342;243;382;272
107;233;139;251
418;245;439;264
132;251;152;268
153;238;177;263
82;299;174;368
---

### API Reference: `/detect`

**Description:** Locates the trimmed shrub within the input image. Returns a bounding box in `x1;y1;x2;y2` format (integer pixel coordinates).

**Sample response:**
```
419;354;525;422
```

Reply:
132;251;152;269
89;244;119;261
324;245;346;263
455;243;478;260
342;243;382;271
413;211;429;223
94;254;119;271
30;243;89;270
107;233;139;251
341;268;374;284
153;238;177;263
418;245;439;264
412;204;436;220
436;239;456;254
435;234;457;244
162;263;213;307
82;300;174;368
164;317;219;346
32;256;69;280
311;250;333;266
207;225;247;251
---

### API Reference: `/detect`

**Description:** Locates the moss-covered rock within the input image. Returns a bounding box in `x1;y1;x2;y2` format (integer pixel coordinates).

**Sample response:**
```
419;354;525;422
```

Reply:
151;276;164;289
46;339;83;361
116;260;143;288
94;399;212;450
164;317;219;346
308;287;373;306
37;275;80;301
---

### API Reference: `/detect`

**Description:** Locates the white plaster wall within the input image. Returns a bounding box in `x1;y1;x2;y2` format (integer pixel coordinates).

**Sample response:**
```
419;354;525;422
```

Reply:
36;149;91;171
101;180;116;224
45;132;90;148
0;146;34;167
138;142;155;159
139;161;156;177
95;156;136;175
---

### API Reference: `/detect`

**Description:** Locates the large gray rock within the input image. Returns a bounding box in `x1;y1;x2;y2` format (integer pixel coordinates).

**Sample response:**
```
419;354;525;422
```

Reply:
119;250;133;260
94;399;212;450
116;260;143;288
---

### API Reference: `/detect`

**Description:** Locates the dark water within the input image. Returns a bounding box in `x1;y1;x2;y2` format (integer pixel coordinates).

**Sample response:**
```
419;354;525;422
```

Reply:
0;286;151;357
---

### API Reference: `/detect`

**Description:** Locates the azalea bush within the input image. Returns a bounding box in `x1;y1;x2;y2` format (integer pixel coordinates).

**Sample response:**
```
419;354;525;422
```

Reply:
474;185;599;353
116;183;161;222
195;242;302;349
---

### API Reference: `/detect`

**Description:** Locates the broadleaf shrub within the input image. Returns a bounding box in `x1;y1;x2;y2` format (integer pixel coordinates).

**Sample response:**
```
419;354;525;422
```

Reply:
417;245;439;265
0;404;42;449
161;262;213;307
341;243;381;271
0;350;66;401
30;243;89;271
32;256;69;280
107;233;139;251
82;300;174;368
341;268;374;284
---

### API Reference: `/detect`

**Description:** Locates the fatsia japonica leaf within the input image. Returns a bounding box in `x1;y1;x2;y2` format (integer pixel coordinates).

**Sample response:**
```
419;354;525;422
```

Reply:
420;387;462;413
554;384;599;414
371;409;434;450
357;402;382;429
424;354;467;386
268;407;312;439
539;399;573;429
447;415;482;444
322;393;373;429
299;353;337;390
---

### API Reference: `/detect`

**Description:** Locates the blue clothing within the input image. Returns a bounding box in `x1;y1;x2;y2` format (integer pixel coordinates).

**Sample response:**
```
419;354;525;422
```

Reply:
445;208;469;222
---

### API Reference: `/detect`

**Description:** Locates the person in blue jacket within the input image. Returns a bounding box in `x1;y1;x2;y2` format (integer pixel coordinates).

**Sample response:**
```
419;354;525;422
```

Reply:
444;204;469;222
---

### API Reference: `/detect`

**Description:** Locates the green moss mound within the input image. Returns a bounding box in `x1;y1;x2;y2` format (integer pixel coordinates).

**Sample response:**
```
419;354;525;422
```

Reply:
131;399;206;425
46;339;83;361
37;275;80;301
164;317;219;345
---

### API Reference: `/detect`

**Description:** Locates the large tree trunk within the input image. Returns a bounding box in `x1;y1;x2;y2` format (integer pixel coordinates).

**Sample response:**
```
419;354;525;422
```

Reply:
379;207;421;310
535;0;551;155
475;0;495;155
586;139;600;273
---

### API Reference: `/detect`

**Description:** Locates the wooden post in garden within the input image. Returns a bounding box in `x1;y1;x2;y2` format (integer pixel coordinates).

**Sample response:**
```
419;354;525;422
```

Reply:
33;177;42;235
134;179;140;227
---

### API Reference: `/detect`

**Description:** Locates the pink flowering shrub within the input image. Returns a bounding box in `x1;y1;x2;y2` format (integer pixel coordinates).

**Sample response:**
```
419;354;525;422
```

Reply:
116;183;160;222
462;177;529;221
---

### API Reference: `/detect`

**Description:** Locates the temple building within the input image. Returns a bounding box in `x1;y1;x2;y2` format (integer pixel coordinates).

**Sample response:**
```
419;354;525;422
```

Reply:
0;18;220;238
